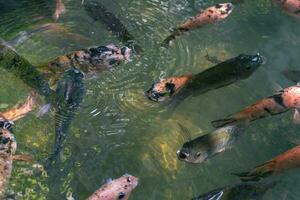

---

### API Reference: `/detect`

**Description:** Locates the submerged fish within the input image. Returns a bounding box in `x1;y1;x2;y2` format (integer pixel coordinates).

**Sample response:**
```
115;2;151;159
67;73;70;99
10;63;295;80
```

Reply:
212;84;300;128
146;53;264;104
0;93;36;197
42;44;131;86
47;68;85;164
53;0;65;21
282;69;300;83
7;23;69;47
192;182;276;200
273;0;300;19
84;0;142;53
162;3;234;47
88;174;138;200
177;125;244;164
235;145;300;182
0;44;55;101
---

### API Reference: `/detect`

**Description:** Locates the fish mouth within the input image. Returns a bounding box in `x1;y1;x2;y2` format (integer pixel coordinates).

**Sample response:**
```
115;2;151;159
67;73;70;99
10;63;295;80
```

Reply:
145;85;166;102
121;46;132;61
252;53;266;65
176;150;189;160
226;3;234;14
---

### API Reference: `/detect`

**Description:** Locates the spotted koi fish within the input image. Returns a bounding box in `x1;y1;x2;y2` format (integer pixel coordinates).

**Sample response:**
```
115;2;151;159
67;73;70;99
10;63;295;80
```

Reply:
88;174;138;200
162;3;234;47
192;182;276;200
41;44;131;87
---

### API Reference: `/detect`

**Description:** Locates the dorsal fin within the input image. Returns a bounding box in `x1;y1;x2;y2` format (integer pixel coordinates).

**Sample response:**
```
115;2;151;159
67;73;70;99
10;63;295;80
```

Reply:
177;123;192;141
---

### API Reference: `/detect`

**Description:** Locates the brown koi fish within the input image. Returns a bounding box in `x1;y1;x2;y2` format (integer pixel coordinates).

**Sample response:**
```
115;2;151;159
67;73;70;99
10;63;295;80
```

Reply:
40;44;131;87
162;3;234;46
212;85;300;128
87;174;138;200
235;145;300;181
0;92;36;197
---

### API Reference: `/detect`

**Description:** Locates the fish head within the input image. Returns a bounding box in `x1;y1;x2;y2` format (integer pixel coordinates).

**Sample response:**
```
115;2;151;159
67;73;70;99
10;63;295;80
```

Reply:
0;128;16;155
145;75;191;102
90;44;132;69
176;139;209;164
237;53;265;78
213;3;234;20
98;174;138;200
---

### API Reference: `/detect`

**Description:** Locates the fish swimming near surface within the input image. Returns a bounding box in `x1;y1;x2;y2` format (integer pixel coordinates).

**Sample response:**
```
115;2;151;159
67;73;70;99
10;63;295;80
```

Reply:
177;125;245;164
41;44;131;87
87;174;138;200
0;44;55;102
84;0;142;53
6;23;70;47
146;53;264;108
161;3;234;47
0;93;36;198
53;0;65;21
273;0;300;19
235;145;300;182
47;68;85;165
192;181;277;200
212;84;300;128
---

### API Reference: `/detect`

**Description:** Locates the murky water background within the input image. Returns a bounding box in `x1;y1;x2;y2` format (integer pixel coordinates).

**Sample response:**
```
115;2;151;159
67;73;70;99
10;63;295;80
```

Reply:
0;0;300;199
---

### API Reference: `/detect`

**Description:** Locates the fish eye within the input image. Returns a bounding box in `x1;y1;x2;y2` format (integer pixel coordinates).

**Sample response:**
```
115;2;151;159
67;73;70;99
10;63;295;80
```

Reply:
196;152;202;157
127;177;131;183
118;192;126;199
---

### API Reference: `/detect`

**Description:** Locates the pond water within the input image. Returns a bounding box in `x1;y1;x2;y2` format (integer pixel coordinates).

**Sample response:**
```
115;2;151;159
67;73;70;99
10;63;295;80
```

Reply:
0;0;300;199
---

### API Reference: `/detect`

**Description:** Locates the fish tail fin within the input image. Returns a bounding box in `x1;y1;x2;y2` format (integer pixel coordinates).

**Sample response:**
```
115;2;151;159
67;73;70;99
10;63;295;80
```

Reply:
211;116;240;128
2;91;37;122
233;160;276;182
161;28;185;47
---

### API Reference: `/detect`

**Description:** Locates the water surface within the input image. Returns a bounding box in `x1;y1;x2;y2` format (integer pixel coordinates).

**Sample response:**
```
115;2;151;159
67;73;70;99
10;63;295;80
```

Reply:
0;0;300;199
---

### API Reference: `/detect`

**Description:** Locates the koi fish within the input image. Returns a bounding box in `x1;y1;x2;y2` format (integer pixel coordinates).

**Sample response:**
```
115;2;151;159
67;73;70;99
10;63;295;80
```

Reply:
162;3;234;47
212;85;300;128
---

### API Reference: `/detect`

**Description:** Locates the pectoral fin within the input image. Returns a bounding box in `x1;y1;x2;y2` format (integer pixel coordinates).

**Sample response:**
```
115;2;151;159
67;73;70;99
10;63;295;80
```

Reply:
293;109;300;124
272;82;284;93
13;155;35;163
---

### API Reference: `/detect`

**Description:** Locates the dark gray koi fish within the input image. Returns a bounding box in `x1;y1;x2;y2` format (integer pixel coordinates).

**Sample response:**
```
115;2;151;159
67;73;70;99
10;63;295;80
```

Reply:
47;68;85;165
41;44;131;87
146;53;264;109
84;0;142;53
177;125;245;164
273;0;300;19
192;182;276;200
162;3;234;47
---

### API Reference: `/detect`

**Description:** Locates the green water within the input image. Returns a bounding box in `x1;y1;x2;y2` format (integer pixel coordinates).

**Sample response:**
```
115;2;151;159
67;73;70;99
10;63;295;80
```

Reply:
0;0;300;199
